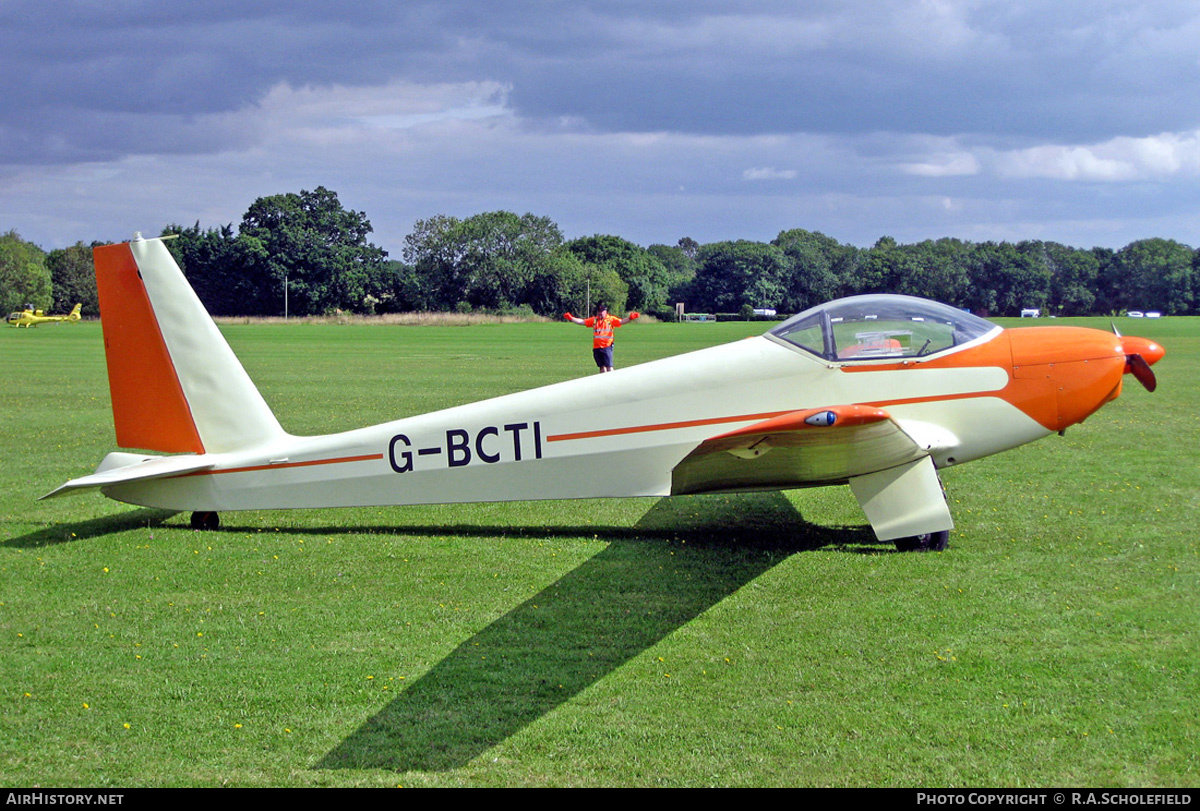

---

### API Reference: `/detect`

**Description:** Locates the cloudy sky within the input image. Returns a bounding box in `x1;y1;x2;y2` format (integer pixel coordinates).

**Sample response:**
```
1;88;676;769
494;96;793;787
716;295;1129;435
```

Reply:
4;1;1200;255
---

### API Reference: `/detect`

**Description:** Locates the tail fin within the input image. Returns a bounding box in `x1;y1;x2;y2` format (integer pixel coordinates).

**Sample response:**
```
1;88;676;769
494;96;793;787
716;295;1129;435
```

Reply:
93;235;286;454
68;303;82;321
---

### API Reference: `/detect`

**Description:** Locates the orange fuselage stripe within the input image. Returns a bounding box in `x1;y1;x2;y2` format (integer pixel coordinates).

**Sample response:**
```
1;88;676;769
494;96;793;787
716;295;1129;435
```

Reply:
546;411;794;443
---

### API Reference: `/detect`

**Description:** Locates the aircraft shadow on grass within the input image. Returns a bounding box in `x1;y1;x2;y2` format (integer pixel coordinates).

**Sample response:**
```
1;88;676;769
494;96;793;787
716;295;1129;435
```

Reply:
316;491;875;773
5;508;178;548
6;491;878;773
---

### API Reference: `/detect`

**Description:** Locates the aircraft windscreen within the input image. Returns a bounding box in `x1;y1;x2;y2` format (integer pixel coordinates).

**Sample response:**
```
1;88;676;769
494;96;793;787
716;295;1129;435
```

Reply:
768;294;998;361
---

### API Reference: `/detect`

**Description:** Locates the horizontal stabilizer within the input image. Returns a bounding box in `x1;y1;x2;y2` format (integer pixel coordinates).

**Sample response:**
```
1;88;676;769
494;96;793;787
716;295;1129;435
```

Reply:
671;405;926;495
40;452;214;500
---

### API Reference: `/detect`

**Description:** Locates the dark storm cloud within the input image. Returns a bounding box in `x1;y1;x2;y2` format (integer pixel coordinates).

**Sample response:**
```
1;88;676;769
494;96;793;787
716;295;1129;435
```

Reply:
0;1;443;162
6;1;1200;164
489;2;1200;141
5;1;1200;251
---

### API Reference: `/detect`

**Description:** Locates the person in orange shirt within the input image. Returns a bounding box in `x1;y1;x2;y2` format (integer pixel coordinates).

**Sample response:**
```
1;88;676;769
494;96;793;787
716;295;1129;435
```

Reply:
564;303;640;372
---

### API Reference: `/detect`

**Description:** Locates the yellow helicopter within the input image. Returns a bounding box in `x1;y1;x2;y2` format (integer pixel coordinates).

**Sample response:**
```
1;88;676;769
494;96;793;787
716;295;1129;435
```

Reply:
6;303;82;328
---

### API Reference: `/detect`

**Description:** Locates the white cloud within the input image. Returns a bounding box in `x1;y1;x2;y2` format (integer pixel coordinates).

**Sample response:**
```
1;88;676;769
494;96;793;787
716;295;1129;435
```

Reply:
895;129;1200;182
743;167;798;181
994;131;1200;181
899;152;980;177
251;80;513;140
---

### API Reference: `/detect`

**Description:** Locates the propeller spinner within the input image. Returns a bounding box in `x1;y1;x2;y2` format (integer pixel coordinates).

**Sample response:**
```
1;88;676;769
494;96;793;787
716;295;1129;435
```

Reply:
1118;334;1165;392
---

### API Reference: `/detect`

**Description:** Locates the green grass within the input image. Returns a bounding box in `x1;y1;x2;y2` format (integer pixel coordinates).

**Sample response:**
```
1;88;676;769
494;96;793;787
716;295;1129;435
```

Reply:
1;316;1196;786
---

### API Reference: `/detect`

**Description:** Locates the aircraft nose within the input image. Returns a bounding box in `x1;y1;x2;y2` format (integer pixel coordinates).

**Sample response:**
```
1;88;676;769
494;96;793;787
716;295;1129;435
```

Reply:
1009;326;1128;431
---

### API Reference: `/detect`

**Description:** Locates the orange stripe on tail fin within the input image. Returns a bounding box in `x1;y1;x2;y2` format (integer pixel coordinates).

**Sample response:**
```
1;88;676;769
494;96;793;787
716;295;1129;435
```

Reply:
94;242;205;453
94;236;286;455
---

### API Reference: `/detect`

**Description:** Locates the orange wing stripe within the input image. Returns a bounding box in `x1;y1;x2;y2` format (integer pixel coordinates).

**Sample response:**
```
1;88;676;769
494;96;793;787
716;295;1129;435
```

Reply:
709;405;890;440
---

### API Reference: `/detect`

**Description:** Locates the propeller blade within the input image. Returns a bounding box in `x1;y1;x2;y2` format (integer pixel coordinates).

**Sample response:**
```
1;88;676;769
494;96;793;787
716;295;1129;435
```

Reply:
1119;336;1164;392
1127;353;1157;392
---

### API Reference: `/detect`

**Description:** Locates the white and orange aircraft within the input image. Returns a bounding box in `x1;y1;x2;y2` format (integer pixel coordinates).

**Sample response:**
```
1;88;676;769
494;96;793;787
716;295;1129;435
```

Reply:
45;234;1164;550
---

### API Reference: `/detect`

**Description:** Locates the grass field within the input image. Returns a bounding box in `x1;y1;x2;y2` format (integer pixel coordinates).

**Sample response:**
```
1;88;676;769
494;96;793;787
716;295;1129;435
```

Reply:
1;315;1196;787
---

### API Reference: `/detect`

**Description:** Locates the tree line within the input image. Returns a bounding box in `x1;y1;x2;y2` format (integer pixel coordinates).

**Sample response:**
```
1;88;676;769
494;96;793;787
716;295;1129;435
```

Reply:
3;186;1198;320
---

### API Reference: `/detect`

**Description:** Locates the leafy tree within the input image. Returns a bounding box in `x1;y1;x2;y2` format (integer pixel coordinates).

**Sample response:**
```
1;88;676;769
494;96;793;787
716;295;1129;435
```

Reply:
569;260;629;316
457;212;565;310
164;223;276;316
856;236;913;296
404;211;581;315
1194;248;1200;314
689;241;788;313
1027;241;1098;316
773;228;857;311
647;242;698;305
362;261;428;313
518;249;590;316
1091;247;1121;314
238;187;387;315
403;214;467;310
677;236;699;260
965;242;1051;316
0;231;51;315
46;242;99;315
565;235;670;312
902;239;973;305
1109;238;1194;314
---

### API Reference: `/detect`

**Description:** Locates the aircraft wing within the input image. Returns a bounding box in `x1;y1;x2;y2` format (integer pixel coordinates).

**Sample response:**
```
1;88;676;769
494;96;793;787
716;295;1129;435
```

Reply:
671;405;925;494
40;452;215;500
671;405;953;540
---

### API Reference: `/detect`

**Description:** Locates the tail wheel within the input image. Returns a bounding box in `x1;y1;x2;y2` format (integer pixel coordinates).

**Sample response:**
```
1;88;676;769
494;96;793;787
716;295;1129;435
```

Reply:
893;530;949;552
190;511;220;531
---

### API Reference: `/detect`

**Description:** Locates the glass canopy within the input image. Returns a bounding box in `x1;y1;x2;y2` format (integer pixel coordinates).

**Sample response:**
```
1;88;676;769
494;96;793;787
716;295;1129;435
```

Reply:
767;294;999;362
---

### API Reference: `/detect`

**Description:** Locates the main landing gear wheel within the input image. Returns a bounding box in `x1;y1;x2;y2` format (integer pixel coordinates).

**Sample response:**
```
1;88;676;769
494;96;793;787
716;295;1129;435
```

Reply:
893;530;949;552
190;511;220;531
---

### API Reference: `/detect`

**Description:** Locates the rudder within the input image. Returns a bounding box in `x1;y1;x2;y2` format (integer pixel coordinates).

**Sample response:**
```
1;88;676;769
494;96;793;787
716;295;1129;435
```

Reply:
94;235;286;454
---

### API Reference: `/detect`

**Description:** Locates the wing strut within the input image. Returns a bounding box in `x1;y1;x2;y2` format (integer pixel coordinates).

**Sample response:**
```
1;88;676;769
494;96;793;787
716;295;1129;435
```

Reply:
848;456;953;541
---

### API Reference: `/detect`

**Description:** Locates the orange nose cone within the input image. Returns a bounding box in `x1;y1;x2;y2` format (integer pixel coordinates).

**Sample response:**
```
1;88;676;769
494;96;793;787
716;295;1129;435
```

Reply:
1121;336;1165;366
